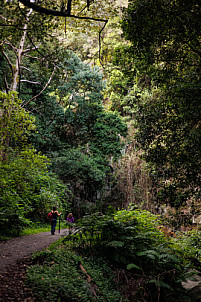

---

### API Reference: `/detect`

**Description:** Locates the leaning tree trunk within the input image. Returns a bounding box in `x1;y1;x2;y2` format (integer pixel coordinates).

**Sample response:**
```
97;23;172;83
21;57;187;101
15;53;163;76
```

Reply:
11;8;32;92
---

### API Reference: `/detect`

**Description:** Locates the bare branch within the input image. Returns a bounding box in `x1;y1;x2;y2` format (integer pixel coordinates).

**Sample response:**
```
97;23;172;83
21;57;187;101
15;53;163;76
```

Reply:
0;14;15;23
11;9;33;91
23;32;61;71
67;0;72;15
2;50;14;76
0;15;8;22
20;66;32;71
19;0;108;23
23;54;44;60
20;79;42;85
22;44;41;54
98;21;107;67
4;40;18;53
4;76;9;94
21;65;57;107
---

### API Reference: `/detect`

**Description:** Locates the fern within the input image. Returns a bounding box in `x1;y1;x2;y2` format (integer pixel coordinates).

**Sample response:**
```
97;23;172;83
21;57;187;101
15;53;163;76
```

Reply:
127;263;142;271
107;241;124;248
148;279;171;290
137;249;161;260
159;253;180;264
67;209;189;301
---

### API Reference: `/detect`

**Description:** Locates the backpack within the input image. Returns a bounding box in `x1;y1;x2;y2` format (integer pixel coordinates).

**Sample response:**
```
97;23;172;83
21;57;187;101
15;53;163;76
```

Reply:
47;212;53;222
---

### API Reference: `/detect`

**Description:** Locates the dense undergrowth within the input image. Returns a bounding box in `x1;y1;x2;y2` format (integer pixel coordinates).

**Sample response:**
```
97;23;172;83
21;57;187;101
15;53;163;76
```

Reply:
0;221;67;241
20;221;67;236
26;208;200;302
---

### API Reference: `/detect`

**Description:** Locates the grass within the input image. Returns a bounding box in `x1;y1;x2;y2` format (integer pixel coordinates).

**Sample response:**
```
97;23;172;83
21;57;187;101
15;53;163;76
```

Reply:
20;220;68;236
0;222;51;241
27;241;123;302
0;220;68;241
0;235;14;241
20;224;50;236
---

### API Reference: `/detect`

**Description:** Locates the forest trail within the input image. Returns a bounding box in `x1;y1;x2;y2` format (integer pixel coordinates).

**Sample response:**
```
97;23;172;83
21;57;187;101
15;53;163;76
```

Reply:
0;229;68;301
1;229;201;302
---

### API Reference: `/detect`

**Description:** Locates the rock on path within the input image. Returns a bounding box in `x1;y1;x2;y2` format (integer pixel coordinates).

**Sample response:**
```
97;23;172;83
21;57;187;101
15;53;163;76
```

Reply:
182;274;201;302
0;229;68;301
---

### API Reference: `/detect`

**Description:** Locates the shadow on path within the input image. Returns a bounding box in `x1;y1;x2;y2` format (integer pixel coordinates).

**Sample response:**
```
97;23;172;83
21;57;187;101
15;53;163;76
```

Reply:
0;229;68;301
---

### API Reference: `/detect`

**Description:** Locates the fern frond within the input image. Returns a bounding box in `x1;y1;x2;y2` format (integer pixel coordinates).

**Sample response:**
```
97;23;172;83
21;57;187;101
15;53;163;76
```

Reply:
107;241;124;248
127;263;142;271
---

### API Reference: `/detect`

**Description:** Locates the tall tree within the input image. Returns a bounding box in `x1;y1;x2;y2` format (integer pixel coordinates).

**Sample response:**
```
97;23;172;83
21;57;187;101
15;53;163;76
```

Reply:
0;0;59;96
28;51;127;214
121;0;201;207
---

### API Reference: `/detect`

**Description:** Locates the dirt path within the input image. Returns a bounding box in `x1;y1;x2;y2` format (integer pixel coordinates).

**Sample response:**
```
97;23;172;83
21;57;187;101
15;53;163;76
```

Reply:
1;229;201;302
0;229;68;302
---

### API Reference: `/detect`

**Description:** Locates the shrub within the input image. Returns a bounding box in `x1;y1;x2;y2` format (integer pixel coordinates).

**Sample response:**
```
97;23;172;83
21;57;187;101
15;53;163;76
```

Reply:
27;248;122;302
68;209;189;302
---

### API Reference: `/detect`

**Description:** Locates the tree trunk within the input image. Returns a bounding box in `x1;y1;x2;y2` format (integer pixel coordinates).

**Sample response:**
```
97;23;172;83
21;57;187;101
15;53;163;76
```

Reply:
11;9;32;92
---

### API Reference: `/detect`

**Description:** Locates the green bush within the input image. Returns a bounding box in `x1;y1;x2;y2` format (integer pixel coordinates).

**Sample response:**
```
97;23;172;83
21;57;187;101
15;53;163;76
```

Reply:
27;248;122;302
170;228;201;265
67;209;189;302
0;92;70;236
0;149;68;236
26;209;191;301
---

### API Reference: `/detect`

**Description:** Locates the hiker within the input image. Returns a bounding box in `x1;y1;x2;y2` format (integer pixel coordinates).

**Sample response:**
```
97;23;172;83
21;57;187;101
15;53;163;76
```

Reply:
49;206;62;235
66;213;75;234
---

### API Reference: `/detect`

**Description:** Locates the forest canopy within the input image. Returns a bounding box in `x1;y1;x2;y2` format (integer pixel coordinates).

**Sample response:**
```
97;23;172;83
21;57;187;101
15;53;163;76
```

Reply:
0;0;200;227
1;1;201;301
118;0;201;207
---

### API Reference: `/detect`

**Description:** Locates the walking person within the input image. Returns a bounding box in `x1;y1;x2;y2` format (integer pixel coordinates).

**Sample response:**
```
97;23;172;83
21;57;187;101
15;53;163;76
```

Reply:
50;206;62;235
66;213;75;234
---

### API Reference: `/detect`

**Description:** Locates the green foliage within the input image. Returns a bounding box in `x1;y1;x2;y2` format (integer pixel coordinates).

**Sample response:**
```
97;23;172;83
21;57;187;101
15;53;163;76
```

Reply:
90;110;127;158
20;223;51;236
114;0;201;206
51;149;107;214
122;0;201;66
132;82;201;207
105;57;137;115
27;248;122;302
27;93;66;155
68;209;189;301
26;51;127;216
58;52;105;99
0;91;69;236
171;228;201;263
28;50;127;162
20;220;67;236
51;149;106;185
55;51;127;157
0;91;35;160
0;0;59;93
0;148;68;236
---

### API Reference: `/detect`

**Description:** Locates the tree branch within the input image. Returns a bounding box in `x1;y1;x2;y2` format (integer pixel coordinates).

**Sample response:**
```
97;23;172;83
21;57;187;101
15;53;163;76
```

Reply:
4;40;18;53
23;54;45;60
11;8;33;91
0;14;15;23
22;44;41;54
67;0;72;15
0;14;8;22
21;65;57;107
2;50;14;76
18;0;108;23
20;66;31;71
4;76;9;94
98;21;107;67
20;79;42;85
